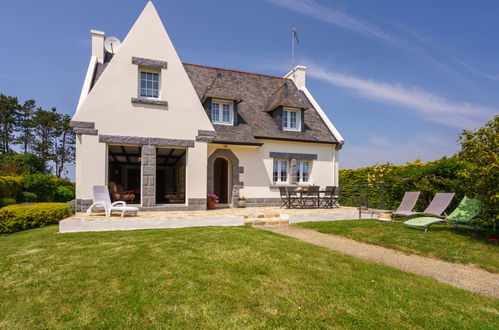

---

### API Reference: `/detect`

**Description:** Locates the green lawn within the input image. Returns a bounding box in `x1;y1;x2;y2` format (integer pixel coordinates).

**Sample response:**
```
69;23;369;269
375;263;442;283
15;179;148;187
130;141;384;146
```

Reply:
295;220;499;273
0;226;498;328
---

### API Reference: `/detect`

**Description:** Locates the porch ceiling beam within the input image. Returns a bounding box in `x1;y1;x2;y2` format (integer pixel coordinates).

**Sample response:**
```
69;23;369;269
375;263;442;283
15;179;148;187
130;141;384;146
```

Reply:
173;151;186;165
164;149;175;165
109;152;124;164
121;146;130;163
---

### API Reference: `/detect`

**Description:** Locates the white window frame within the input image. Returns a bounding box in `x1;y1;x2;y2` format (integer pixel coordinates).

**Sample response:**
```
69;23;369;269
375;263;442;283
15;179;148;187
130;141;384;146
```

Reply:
138;68;161;99
211;99;234;125
272;159;289;184
282;107;301;131
296;160;311;184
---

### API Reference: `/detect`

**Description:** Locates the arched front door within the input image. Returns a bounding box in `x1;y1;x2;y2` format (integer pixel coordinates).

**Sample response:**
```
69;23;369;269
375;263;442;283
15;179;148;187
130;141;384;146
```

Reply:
213;157;229;203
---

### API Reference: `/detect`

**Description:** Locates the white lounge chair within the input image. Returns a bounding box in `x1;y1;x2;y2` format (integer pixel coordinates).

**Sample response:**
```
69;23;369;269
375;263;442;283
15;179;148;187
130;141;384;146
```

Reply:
86;185;139;218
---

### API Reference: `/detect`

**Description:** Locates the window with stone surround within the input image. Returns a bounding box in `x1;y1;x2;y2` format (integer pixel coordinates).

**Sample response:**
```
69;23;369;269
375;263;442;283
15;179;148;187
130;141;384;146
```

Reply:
139;70;160;98
273;159;288;184
296;160;310;184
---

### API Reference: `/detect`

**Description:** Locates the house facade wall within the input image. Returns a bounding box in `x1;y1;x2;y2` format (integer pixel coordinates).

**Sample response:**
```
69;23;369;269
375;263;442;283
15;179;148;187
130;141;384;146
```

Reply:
73;2;343;212
207;140;338;207
73;2;214;212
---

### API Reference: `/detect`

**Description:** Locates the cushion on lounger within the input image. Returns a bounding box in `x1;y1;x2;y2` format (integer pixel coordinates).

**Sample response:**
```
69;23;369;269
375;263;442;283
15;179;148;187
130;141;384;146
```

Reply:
404;217;441;227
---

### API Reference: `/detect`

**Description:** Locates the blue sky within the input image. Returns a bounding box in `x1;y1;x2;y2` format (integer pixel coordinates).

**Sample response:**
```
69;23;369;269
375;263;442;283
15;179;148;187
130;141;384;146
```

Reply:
1;0;498;176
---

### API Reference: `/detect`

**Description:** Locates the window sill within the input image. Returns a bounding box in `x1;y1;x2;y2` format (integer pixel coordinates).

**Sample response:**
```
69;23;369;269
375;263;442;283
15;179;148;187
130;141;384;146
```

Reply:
131;97;168;107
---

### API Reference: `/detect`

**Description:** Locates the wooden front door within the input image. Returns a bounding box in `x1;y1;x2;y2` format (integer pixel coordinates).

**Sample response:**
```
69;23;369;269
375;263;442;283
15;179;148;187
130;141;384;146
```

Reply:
213;157;229;203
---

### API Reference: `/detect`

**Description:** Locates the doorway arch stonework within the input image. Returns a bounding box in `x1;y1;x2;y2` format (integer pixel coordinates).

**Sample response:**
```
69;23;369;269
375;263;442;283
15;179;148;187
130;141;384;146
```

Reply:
207;149;243;205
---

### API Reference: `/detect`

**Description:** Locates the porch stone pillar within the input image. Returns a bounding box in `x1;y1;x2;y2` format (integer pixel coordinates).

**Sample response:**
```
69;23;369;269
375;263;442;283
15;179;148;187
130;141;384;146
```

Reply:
141;145;156;206
290;158;297;184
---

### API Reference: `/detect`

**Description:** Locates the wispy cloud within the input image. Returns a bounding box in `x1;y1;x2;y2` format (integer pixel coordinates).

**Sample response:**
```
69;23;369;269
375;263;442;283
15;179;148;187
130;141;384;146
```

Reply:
265;0;395;44
265;0;499;83
307;64;497;128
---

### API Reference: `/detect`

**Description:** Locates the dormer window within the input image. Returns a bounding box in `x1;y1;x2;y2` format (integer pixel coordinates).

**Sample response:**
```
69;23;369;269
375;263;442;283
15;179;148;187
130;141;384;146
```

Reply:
282;107;301;131
211;99;234;125
140;70;159;98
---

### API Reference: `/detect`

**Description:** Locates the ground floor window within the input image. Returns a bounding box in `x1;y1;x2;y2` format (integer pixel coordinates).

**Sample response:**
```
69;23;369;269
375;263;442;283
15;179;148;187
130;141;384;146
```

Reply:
273;159;288;183
296;160;310;184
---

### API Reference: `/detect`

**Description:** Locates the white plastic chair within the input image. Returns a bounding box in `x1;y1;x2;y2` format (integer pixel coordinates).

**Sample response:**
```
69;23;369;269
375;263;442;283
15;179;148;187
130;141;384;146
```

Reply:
86;185;139;218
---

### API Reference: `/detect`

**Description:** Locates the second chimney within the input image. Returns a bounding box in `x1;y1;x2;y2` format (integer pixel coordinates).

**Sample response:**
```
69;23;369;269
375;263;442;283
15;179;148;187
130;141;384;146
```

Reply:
91;30;105;63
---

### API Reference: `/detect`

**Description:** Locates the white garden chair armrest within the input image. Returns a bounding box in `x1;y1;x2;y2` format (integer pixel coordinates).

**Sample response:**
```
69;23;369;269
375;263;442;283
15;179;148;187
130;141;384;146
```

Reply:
112;201;127;207
86;201;108;216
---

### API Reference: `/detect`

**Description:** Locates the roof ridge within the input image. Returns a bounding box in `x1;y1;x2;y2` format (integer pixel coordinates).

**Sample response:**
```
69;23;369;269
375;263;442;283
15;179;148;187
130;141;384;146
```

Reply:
182;62;290;80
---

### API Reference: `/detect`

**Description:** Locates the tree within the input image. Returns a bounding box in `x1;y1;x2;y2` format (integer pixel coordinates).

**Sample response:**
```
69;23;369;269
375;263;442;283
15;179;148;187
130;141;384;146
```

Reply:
53;114;75;178
32;107;60;169
15;99;36;153
457;115;498;228
0;94;21;154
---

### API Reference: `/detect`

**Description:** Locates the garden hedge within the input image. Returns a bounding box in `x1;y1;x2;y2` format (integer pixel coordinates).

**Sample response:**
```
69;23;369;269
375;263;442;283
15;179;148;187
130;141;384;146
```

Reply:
0;203;71;234
0;176;22;200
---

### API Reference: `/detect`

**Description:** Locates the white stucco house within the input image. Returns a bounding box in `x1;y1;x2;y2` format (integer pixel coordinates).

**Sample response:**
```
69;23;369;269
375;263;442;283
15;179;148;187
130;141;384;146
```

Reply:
71;1;344;212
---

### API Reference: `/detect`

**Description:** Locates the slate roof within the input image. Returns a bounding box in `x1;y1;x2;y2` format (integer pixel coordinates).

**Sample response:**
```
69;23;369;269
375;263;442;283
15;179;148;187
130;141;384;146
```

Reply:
89;57;338;145
266;82;309;112
183;63;338;145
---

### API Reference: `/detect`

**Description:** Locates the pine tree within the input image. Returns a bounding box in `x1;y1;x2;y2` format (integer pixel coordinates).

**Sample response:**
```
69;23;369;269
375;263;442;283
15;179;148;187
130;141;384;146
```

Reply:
15;99;36;153
0;94;21;154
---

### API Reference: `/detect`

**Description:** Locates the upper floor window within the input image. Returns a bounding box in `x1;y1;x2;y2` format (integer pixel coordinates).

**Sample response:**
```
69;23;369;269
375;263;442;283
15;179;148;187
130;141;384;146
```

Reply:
140;71;159;98
211;99;234;125
273;159;288;183
296;160;310;183
282;107;301;131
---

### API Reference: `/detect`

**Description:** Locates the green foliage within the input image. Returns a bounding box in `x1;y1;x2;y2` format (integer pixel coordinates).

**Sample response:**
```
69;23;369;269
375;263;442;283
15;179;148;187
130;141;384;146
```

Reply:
20;192;38;203
457;115;498;228
0;176;22;199
0;198;16;208
67;199;76;215
339;157;464;211
0;153;45;176
0;203;70;234
0;94;21;154
53;186;75;202
22;173;56;202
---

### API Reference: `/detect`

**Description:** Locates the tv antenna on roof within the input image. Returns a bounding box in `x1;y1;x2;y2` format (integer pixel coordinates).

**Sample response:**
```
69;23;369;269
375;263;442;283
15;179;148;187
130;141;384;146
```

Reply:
104;36;121;54
291;27;300;67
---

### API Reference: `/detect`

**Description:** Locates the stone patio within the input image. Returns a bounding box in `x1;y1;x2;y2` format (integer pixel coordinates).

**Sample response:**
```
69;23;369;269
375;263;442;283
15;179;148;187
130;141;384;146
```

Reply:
59;206;361;233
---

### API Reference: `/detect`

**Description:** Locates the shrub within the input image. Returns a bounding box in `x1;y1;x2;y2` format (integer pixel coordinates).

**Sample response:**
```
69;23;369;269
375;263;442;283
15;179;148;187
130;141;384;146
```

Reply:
0;176;22;200
53;186;75;202
0;203;70;234
0;198;16;208
67;199;76;215
22;173;56;202
457;115;498;229
339;157;464;211
0;153;45;176
21;191;38;203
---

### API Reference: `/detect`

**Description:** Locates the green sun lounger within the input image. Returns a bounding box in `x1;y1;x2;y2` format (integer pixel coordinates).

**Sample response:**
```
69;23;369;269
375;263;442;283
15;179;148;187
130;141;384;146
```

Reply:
404;197;481;232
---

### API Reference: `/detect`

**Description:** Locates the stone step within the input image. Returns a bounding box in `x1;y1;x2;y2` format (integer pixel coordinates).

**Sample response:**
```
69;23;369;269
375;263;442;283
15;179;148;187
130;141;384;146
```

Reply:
244;214;289;226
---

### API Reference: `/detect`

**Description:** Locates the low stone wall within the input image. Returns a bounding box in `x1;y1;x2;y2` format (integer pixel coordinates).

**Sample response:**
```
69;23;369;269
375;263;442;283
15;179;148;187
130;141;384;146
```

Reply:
244;198;281;207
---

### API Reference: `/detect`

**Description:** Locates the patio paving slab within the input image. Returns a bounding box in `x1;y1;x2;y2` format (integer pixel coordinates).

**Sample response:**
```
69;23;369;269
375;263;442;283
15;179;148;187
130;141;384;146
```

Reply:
59;207;362;233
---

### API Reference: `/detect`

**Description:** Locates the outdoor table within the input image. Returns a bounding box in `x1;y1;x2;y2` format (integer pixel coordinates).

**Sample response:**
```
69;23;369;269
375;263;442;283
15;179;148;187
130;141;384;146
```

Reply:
293;187;325;208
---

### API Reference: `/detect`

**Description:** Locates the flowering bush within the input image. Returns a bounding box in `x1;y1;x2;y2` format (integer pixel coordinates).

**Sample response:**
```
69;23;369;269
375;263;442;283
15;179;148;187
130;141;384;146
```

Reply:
237;196;246;201
207;193;219;204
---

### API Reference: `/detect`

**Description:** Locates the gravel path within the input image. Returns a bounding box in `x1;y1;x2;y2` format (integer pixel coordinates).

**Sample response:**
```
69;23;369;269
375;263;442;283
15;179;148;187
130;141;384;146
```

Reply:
259;225;499;299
